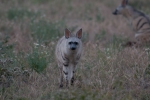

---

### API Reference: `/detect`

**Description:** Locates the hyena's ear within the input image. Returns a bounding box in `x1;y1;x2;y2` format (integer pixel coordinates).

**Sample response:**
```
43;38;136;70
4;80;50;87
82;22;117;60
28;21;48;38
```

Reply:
121;0;128;7
76;28;82;39
65;28;71;39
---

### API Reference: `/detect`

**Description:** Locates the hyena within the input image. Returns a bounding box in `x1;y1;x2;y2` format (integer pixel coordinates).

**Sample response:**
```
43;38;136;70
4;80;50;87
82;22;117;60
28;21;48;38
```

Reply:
113;0;150;46
55;28;82;88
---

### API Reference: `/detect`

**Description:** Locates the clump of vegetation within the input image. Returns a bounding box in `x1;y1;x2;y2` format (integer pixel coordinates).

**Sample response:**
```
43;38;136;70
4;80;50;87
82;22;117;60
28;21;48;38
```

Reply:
30;20;63;44
27;46;50;74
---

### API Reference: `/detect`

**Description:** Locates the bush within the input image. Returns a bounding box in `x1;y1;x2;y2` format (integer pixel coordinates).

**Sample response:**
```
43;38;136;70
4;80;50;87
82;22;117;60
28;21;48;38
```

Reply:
27;45;50;74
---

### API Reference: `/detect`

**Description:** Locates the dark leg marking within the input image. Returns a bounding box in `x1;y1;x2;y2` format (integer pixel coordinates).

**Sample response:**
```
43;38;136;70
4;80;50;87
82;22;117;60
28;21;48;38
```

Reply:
62;54;68;61
59;84;63;88
59;75;63;88
71;76;74;85
63;71;68;75
62;56;66;60
63;63;68;66
59;68;63;88
66;77;68;87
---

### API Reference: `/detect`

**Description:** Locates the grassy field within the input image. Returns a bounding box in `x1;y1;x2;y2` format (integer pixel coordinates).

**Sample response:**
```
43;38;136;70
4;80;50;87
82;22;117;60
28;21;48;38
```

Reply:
0;0;150;100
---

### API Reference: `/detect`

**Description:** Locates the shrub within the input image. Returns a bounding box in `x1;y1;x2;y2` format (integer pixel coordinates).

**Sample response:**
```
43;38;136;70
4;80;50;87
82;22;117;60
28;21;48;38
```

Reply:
27;45;50;74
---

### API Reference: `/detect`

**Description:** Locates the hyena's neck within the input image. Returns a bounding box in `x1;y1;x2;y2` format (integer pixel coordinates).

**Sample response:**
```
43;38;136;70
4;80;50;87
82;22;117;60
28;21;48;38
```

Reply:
66;50;79;62
124;6;145;22
66;50;77;57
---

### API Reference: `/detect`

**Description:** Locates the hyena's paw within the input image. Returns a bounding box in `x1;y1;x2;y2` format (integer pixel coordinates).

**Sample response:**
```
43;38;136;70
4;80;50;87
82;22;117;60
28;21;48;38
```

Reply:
121;41;136;47
71;77;74;86
59;84;63;88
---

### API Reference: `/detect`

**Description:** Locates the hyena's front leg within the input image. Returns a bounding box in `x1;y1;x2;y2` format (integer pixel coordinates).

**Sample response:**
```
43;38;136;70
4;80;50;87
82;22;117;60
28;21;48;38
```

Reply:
63;64;69;87
71;71;75;86
71;65;76;86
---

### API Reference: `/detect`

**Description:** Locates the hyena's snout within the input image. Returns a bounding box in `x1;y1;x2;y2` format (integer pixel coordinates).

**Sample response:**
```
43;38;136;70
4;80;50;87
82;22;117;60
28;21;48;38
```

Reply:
70;44;76;50
112;9;118;15
69;42;79;50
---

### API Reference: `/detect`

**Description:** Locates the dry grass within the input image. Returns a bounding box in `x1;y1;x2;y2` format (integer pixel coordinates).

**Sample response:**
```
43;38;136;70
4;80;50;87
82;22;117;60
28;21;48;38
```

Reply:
0;0;150;100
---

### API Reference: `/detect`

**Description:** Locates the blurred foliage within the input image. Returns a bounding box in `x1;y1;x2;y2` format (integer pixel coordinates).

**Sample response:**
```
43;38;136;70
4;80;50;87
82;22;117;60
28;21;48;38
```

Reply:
140;93;150;100
95;30;106;41
7;8;40;21
40;89;101;100
0;34;30;93
104;35;127;56
30;20;64;44
27;45;51;74
32;0;50;4
145;64;150;75
130;0;150;14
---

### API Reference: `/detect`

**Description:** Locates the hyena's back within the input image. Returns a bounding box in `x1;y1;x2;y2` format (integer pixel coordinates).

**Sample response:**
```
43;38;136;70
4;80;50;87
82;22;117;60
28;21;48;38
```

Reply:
132;15;150;44
132;15;150;33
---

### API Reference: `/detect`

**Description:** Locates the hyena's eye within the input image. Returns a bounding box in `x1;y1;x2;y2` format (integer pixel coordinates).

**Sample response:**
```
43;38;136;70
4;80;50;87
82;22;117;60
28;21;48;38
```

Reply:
69;42;72;45
74;42;78;45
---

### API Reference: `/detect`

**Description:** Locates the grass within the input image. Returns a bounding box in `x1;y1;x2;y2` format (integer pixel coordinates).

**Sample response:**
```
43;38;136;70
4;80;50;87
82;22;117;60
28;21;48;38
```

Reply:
30;20;63;44
7;8;39;21
95;30;106;41
27;45;51;74
32;0;50;4
96;13;104;22
128;0;150;14
0;0;150;100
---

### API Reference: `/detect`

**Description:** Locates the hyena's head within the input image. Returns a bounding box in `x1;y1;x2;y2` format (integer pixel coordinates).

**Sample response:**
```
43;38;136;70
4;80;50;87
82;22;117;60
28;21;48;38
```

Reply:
113;0;129;16
64;28;82;51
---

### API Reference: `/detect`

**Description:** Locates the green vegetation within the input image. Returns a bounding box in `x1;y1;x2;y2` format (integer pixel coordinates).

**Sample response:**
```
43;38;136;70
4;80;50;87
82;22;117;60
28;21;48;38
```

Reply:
30;20;63;43
27;46;50;74
95;30;106;41
7;8;40;21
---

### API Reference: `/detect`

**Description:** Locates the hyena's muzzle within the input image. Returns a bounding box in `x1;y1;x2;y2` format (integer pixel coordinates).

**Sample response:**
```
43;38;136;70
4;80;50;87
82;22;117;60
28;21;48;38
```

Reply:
113;9;118;15
69;42;79;50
